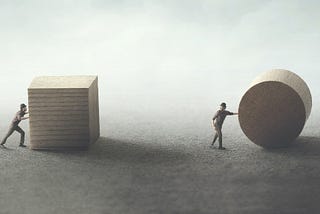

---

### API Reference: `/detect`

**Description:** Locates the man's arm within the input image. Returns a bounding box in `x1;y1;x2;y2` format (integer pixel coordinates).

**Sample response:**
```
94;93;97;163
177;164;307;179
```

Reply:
21;116;29;120
211;111;219;129
212;111;219;121
227;111;238;116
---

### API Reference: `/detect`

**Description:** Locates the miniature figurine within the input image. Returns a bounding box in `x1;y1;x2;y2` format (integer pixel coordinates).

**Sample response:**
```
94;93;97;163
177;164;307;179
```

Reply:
211;102;238;150
1;103;29;147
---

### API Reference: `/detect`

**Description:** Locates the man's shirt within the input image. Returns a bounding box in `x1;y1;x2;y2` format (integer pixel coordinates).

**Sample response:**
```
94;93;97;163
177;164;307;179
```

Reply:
213;110;234;127
12;110;26;126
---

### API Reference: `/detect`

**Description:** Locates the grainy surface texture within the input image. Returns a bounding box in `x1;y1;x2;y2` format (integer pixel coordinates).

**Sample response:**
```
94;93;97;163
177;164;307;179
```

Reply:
0;95;319;214
239;70;312;148
28;76;100;149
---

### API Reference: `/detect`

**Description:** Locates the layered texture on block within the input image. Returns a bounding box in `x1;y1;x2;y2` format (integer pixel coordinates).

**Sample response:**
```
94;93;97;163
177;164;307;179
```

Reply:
239;69;312;148
28;76;100;149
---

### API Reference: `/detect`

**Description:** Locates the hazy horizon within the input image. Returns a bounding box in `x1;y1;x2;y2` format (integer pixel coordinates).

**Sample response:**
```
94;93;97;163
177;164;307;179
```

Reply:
0;0;319;115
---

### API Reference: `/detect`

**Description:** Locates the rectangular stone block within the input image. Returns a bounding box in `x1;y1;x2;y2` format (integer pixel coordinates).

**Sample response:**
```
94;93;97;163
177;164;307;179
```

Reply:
28;76;100;150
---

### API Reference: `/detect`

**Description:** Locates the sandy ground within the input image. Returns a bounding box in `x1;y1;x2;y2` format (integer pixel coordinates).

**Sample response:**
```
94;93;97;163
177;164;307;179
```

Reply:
0;96;320;214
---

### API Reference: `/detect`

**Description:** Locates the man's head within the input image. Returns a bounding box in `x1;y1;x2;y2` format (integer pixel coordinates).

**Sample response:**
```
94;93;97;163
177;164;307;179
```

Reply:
20;103;27;111
220;102;226;110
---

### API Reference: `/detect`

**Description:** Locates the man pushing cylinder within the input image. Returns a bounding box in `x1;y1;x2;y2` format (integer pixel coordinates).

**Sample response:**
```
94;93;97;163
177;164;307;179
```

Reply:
211;102;238;150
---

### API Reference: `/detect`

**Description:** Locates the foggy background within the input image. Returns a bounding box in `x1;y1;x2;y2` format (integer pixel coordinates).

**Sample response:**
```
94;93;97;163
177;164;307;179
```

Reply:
1;1;320;213
0;0;319;137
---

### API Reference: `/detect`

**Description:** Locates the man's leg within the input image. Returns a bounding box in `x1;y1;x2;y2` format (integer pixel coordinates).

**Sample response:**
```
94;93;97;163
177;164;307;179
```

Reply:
212;133;218;145
1;126;16;145
15;126;26;147
216;127;224;149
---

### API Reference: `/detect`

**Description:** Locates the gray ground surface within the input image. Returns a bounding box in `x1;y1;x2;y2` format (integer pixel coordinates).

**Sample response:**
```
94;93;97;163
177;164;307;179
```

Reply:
1;98;320;214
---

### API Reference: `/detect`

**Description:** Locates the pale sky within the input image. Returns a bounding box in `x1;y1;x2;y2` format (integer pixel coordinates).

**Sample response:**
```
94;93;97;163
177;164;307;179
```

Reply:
0;0;319;112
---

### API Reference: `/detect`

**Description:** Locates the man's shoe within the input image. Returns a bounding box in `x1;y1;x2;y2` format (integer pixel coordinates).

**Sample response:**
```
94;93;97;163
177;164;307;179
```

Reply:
19;144;27;147
218;147;226;150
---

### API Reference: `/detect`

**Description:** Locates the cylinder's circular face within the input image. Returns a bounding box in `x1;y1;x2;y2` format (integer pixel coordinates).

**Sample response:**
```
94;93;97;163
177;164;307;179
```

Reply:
239;81;306;148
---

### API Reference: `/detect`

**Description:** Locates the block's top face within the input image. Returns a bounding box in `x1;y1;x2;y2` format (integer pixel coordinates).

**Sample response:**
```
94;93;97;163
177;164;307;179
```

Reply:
29;76;97;89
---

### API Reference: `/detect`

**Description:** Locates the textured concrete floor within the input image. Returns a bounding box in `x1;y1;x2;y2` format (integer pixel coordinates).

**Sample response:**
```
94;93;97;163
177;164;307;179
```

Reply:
0;98;320;214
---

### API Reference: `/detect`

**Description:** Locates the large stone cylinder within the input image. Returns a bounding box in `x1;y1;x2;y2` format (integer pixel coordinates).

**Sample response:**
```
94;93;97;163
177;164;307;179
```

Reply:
238;69;312;148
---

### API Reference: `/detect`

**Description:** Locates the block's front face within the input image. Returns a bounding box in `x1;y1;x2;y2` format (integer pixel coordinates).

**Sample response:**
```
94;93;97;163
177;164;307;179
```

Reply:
28;88;90;149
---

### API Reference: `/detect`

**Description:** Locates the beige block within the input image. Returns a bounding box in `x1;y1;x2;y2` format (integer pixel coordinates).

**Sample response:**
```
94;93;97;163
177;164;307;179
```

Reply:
28;76;100;150
239;69;312;148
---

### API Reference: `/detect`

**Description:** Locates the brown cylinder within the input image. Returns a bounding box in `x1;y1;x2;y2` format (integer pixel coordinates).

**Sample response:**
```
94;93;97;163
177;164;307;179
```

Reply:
238;69;312;148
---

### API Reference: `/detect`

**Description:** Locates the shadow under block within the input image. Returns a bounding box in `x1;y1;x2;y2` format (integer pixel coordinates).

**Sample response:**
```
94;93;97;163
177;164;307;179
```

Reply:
28;76;100;150
238;69;312;148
